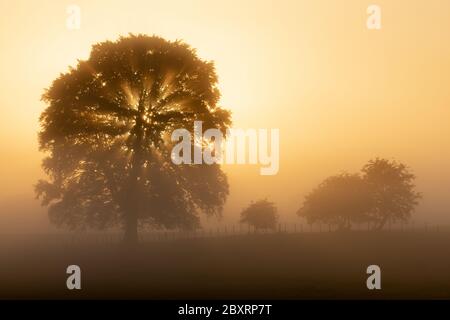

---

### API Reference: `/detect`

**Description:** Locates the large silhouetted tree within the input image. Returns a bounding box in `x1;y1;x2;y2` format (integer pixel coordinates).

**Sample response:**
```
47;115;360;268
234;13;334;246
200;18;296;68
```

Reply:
240;199;278;231
297;173;372;230
36;35;231;243
362;158;421;230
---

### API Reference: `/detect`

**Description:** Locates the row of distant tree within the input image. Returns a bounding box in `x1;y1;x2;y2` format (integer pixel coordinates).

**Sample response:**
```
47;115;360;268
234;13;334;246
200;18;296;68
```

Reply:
240;158;421;231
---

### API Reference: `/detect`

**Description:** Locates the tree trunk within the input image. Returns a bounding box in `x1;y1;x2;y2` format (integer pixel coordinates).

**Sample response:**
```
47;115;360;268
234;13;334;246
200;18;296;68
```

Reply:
374;215;389;231
122;89;147;245
122;163;141;245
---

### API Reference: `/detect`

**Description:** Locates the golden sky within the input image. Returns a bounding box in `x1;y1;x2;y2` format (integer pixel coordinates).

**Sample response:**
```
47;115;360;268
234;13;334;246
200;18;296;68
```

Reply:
1;0;450;231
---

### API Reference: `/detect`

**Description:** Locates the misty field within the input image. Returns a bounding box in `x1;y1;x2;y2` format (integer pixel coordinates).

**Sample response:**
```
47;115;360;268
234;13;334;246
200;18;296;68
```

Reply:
1;228;449;299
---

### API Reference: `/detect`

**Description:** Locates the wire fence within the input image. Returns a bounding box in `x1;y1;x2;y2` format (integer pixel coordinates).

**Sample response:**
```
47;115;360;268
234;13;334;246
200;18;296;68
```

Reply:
53;221;446;245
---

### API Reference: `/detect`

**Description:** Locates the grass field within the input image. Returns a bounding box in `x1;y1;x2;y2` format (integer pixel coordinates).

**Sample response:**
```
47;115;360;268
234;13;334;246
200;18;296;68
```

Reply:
1;229;449;299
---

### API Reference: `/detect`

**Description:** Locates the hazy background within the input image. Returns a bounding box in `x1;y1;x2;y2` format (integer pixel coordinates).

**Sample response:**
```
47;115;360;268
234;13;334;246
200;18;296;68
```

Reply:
1;0;450;233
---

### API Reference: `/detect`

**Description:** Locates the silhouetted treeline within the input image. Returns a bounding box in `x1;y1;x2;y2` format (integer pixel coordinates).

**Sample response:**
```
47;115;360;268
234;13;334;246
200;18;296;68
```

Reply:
297;158;421;230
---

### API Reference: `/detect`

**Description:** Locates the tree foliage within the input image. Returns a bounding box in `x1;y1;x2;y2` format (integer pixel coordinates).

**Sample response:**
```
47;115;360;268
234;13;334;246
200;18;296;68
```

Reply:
362;158;421;230
298;173;372;230
297;158;421;230
36;35;232;242
240;199;278;230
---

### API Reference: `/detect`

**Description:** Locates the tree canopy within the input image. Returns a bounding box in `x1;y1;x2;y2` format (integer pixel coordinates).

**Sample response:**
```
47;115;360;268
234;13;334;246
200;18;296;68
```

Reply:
240;199;278;230
298;173;372;230
297;158;421;230
362;158;421;230
36;34;232;243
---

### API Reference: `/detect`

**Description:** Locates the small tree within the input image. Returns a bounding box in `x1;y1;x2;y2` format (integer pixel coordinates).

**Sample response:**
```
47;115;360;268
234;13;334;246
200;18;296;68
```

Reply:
240;199;278;231
297;173;372;230
362;158;421;230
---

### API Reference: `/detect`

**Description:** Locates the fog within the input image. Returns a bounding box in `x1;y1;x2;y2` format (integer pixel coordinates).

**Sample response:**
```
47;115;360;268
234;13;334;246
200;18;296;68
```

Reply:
2;1;450;235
